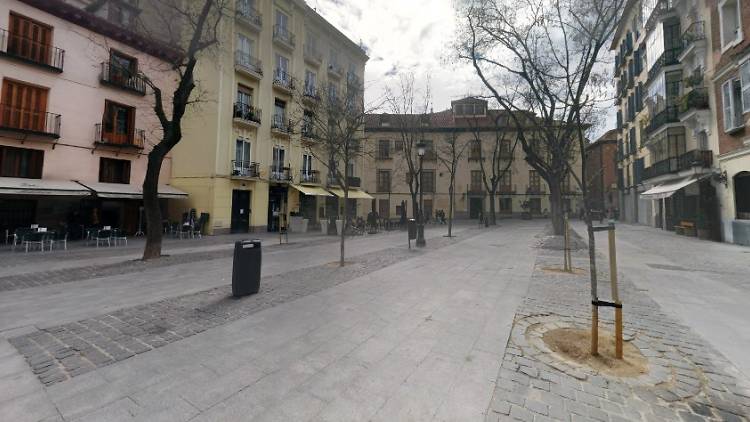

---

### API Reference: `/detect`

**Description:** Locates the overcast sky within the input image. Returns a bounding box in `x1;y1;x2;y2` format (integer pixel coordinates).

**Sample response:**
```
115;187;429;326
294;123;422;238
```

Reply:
308;0;615;139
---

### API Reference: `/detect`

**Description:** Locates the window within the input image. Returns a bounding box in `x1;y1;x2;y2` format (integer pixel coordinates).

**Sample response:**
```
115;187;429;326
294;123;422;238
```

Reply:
1;79;49;132
469;140;482;159
109;50;137;82
302;110;314;135
722;78;744;132
237;33;253;57
275;54;289;83
304;70;316;95
302;153;313;175
377;170;391;192
346;160;355;178
272;146;285;173
500;172;511;190
422;140;435;159
378;199;390;217
394;139;404;152
742;61;750;113
7;13;53;65
719;0;742;50
499;198;512;213
237;85;253;106
0;145;43;178
102;100;135;145
276;10;289;32
735;172;750;219
328;84;338;102
99;158;131;184
421;170;435;193
378;140;390;159
273;99;286;127
529;170;541;192
471;170;483;192
107;1;138;26
235;139;251;167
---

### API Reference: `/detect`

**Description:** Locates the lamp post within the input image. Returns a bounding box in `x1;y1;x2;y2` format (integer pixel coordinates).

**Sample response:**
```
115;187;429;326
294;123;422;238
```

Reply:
416;141;426;247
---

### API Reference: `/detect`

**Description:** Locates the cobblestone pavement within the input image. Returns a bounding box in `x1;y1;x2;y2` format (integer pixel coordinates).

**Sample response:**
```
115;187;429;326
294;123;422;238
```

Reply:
0;236;342;292
486;230;750;422
8;228;484;386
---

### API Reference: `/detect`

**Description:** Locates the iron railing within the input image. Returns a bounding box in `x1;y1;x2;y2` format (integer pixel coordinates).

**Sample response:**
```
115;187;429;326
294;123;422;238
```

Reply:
273;69;294;90
681;21;705;51
273;25;295;47
236;2;262;29
94;123;144;148
233;103;261;124
0;28;64;71
643;149;712;180
300;170;320;184
0;104;61;138
232;160;260;178
645;106;679;134
100;62;147;94
303;85;320;101
526;186;546;194
269;166;292;181
235;50;263;76
678;88;709;114
647;47;682;82
271;115;293;134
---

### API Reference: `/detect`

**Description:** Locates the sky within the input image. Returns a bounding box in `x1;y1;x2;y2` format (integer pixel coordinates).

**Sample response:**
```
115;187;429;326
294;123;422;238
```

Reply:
307;0;616;139
308;0;486;112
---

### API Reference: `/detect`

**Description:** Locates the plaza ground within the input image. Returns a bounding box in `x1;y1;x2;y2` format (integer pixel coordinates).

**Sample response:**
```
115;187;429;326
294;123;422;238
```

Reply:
0;220;748;421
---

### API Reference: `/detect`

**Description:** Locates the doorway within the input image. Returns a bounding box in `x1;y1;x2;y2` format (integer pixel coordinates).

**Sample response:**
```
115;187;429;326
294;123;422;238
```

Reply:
231;189;251;233
469;197;483;219
267;186;286;232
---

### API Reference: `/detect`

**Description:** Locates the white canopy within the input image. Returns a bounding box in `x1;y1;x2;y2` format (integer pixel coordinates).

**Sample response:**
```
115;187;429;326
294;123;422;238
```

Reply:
0;177;90;196
640;176;700;200
290;184;333;197
76;182;188;199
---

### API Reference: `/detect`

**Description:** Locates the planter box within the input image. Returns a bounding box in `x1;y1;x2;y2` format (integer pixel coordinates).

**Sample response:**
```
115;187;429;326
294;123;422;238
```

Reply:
289;216;308;233
320;220;328;235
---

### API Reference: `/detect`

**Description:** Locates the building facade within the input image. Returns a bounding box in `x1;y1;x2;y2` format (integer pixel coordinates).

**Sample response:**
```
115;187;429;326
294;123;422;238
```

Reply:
612;0;723;240
0;0;181;238
586;129;620;216
363;98;584;221
169;0;369;234
708;0;750;244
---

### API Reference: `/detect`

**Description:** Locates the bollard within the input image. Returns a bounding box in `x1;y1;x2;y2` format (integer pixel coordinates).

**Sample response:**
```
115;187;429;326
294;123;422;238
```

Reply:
608;222;623;359
591;304;599;356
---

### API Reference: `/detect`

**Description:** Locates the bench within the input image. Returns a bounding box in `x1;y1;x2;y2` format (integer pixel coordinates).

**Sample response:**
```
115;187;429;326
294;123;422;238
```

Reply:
674;220;696;236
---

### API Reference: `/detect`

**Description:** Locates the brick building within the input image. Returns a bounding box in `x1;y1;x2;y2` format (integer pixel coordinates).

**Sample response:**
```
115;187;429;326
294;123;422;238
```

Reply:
586;130;619;216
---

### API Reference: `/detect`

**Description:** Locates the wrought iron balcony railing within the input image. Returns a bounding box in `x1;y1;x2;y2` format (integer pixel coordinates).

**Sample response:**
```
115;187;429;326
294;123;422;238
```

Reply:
681;21;705;51
236;2;262;30
678;88;709;115
0;104;61;138
271;115;293;134
100;62;147;95
94;123;144;148
235;50;263;76
273;25;295;48
645;106;679;134
647;47;682;82
269;166;292;182
273;69;294;90
642;149;712;180
300;170;320;184
232;160;260;178
233;102;261;125
0;28;64;72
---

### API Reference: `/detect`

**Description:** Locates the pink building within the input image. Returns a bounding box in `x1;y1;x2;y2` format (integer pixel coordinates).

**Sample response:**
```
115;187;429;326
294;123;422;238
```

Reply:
0;0;184;239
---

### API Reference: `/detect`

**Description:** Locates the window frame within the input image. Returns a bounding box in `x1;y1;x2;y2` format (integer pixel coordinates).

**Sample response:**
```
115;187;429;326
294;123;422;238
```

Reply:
719;0;743;52
741;60;750;113
98;157;131;184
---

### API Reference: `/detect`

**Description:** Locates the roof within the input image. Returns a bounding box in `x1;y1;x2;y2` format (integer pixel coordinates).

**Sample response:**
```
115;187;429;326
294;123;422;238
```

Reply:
365;108;529;131
587;129;619;149
611;0;638;50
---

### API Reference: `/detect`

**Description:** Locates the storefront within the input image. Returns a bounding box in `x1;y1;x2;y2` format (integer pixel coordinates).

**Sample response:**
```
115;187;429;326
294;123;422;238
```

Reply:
640;175;719;239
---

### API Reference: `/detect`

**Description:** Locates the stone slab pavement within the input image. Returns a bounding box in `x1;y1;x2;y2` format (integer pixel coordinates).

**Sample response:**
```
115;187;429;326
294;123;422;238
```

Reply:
0;221;541;421
574;221;750;381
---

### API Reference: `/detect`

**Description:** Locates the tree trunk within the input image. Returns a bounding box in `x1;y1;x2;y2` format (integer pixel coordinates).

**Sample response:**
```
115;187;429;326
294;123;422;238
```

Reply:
548;181;564;235
410;191;419;222
340;191;347;267
142;147;166;260
488;191;496;225
448;177;455;236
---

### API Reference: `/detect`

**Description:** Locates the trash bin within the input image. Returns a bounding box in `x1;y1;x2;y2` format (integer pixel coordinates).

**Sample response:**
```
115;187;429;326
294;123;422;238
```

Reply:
232;239;262;297
407;219;417;240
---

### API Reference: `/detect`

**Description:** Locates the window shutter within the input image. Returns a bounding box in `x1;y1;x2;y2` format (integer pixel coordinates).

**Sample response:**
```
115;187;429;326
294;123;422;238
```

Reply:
722;80;734;131
741;61;750;113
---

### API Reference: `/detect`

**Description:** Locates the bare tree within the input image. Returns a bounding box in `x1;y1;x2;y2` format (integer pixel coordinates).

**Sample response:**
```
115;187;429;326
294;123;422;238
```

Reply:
466;114;519;225
456;0;622;238
436;130;469;237
291;76;372;267
383;74;432;221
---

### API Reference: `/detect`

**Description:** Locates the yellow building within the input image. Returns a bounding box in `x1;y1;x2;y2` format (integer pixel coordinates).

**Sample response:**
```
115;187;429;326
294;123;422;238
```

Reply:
363;98;584;220
170;0;368;234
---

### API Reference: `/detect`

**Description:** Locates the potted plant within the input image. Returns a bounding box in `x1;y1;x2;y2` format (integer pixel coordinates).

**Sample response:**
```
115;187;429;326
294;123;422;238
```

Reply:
520;200;532;220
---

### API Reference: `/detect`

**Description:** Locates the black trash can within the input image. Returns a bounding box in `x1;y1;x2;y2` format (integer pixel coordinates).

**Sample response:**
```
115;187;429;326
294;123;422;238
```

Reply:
232;239;262;297
407;218;417;240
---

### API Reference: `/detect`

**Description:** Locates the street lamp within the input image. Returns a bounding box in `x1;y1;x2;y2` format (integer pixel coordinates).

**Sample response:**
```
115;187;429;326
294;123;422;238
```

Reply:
416;141;426;247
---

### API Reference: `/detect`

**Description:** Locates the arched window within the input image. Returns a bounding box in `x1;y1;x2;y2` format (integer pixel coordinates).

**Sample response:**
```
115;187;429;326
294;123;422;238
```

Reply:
734;172;750;220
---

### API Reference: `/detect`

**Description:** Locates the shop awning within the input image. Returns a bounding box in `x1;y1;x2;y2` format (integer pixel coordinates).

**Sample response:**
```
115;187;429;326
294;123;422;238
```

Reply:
76;182;189;199
640;176;701;200
0;177;90;196
328;187;374;200
290;184;333;197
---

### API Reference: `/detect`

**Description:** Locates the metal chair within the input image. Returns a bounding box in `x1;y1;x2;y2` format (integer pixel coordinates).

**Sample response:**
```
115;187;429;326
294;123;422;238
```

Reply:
111;229;127;246
50;232;68;251
95;229;112;247
12;228;34;251
23;231;46;253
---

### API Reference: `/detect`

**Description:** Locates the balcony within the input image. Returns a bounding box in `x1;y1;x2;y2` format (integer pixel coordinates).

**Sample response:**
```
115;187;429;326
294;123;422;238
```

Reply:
0;28;65;72
94;123;144;149
100;62;147;95
271;115;293;136
235;3;262;32
642;149;712;180
303;86;321;104
272;70;294;94
645;106;679;135
346;72;361;88
232;160;260;178
301;122;316;141
233;103;261;128
269;166;292;182
526;186;546;195
300;170;320;184
328;62;343;79
0;104;61;139
235;50;263;79
499;185;515;194
272;25;295;50
680;21;706;60
347;176;361;188
645;0;675;30
647;47;682;82
678;88;709;115
304;44;322;67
